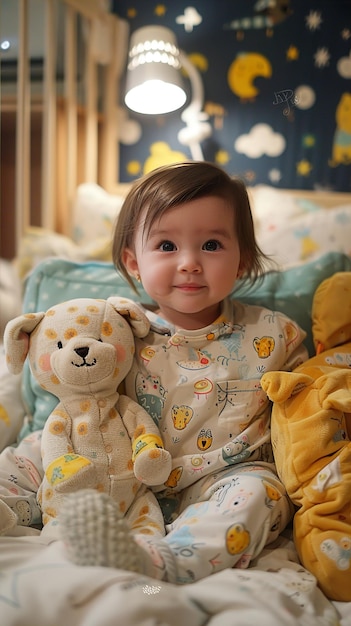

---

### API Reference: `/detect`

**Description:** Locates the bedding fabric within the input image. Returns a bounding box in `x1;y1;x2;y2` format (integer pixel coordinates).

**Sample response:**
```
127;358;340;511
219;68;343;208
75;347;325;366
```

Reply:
249;185;351;268
0;531;347;626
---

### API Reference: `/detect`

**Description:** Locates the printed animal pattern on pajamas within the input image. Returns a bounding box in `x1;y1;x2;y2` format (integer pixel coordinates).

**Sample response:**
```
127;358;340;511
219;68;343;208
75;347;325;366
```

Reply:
0;431;43;531
126;297;308;582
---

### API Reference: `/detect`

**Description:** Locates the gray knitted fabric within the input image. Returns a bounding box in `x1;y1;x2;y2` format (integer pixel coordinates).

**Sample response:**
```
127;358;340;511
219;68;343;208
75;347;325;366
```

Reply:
58;489;144;571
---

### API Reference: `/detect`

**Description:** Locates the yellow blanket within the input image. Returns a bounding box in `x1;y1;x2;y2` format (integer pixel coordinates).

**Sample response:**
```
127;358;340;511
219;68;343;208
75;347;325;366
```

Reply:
261;272;351;602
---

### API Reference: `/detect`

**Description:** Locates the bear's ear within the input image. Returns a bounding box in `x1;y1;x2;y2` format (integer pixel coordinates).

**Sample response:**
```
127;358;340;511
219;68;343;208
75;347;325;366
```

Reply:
4;312;45;374
107;297;150;338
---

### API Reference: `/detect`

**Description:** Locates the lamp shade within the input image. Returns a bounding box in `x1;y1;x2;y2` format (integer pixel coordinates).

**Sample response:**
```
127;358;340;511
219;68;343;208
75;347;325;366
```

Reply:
124;25;187;115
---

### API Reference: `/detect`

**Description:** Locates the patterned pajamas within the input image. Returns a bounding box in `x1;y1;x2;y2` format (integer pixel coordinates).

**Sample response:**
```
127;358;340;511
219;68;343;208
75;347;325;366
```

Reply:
135;463;292;584
0;430;43;533
126;297;308;583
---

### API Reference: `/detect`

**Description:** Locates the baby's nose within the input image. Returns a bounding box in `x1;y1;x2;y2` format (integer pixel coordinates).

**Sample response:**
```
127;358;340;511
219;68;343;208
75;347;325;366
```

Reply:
178;250;202;273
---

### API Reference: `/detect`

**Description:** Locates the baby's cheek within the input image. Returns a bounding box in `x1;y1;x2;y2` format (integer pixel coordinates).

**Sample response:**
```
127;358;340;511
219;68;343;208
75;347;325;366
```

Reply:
38;353;52;372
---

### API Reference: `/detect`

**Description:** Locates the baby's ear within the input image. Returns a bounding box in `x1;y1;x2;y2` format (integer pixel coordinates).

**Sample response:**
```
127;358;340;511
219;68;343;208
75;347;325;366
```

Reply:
107;297;150;338
261;371;314;403
4;312;45;374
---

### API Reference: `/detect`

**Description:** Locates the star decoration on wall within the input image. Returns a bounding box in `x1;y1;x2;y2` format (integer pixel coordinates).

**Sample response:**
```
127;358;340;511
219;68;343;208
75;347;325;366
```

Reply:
314;47;330;68
305;10;322;31
127;160;141;176
286;45;299;61
296;159;313;176
154;5;166;17
341;28;351;40
302;134;316;148
215;150;230;165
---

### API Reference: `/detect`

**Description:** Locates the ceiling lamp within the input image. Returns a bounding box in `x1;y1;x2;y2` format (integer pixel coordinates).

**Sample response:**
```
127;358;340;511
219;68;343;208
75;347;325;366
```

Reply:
124;25;186;115
124;25;212;160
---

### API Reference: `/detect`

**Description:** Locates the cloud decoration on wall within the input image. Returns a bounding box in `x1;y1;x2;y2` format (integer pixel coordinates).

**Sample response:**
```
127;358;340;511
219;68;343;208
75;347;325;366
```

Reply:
235;123;286;158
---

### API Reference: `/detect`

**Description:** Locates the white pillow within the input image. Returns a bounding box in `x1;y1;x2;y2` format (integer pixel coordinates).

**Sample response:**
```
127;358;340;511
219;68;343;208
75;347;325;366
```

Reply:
72;183;125;246
249;185;307;236
257;205;351;268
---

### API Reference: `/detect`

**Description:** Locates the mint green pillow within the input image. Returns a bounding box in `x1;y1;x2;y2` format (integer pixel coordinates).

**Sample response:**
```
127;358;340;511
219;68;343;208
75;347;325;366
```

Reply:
18;252;351;440
233;252;351;355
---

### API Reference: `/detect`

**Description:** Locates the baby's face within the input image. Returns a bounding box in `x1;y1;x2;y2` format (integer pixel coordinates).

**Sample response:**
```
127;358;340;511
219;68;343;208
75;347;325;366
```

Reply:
124;195;241;329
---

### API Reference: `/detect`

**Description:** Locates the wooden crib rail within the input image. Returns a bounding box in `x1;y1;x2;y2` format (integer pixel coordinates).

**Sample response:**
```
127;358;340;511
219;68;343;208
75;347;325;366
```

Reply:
0;0;128;260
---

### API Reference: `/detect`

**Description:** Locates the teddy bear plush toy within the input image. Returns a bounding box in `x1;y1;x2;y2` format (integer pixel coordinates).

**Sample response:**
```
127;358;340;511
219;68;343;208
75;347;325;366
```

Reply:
4;296;172;570
261;272;351;602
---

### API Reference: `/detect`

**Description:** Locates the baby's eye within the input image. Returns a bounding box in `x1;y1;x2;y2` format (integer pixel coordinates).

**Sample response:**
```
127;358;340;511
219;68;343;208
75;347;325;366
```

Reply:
159;241;176;252
203;240;221;251
57;341;63;349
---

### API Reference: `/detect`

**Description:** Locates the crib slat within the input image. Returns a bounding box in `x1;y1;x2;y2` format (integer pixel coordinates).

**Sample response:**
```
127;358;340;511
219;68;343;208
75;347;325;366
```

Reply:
65;6;78;190
99;16;129;192
41;0;57;231
56;6;78;235
99;17;117;191
84;18;98;182
15;0;31;250
63;0;105;20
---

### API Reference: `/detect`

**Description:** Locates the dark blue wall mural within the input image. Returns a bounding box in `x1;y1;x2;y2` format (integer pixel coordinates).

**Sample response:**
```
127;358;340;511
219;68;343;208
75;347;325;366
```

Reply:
112;0;351;191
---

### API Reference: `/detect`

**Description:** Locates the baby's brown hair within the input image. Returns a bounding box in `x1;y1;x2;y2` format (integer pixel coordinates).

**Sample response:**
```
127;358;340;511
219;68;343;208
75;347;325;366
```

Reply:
112;161;269;291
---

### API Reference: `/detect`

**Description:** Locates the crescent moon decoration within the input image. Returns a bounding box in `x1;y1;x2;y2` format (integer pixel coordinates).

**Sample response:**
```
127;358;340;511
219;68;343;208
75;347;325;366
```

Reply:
227;53;272;101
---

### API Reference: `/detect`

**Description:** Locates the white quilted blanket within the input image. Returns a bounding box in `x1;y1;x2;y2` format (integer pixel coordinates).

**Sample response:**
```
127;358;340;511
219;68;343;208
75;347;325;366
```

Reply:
0;530;349;626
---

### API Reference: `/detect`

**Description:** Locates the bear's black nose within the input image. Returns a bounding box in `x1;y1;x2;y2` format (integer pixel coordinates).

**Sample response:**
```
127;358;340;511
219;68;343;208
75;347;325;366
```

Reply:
75;347;89;359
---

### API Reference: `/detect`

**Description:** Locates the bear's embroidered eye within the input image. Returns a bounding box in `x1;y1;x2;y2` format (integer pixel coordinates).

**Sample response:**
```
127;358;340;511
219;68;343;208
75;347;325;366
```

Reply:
57;341;63;349
98;338;103;343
